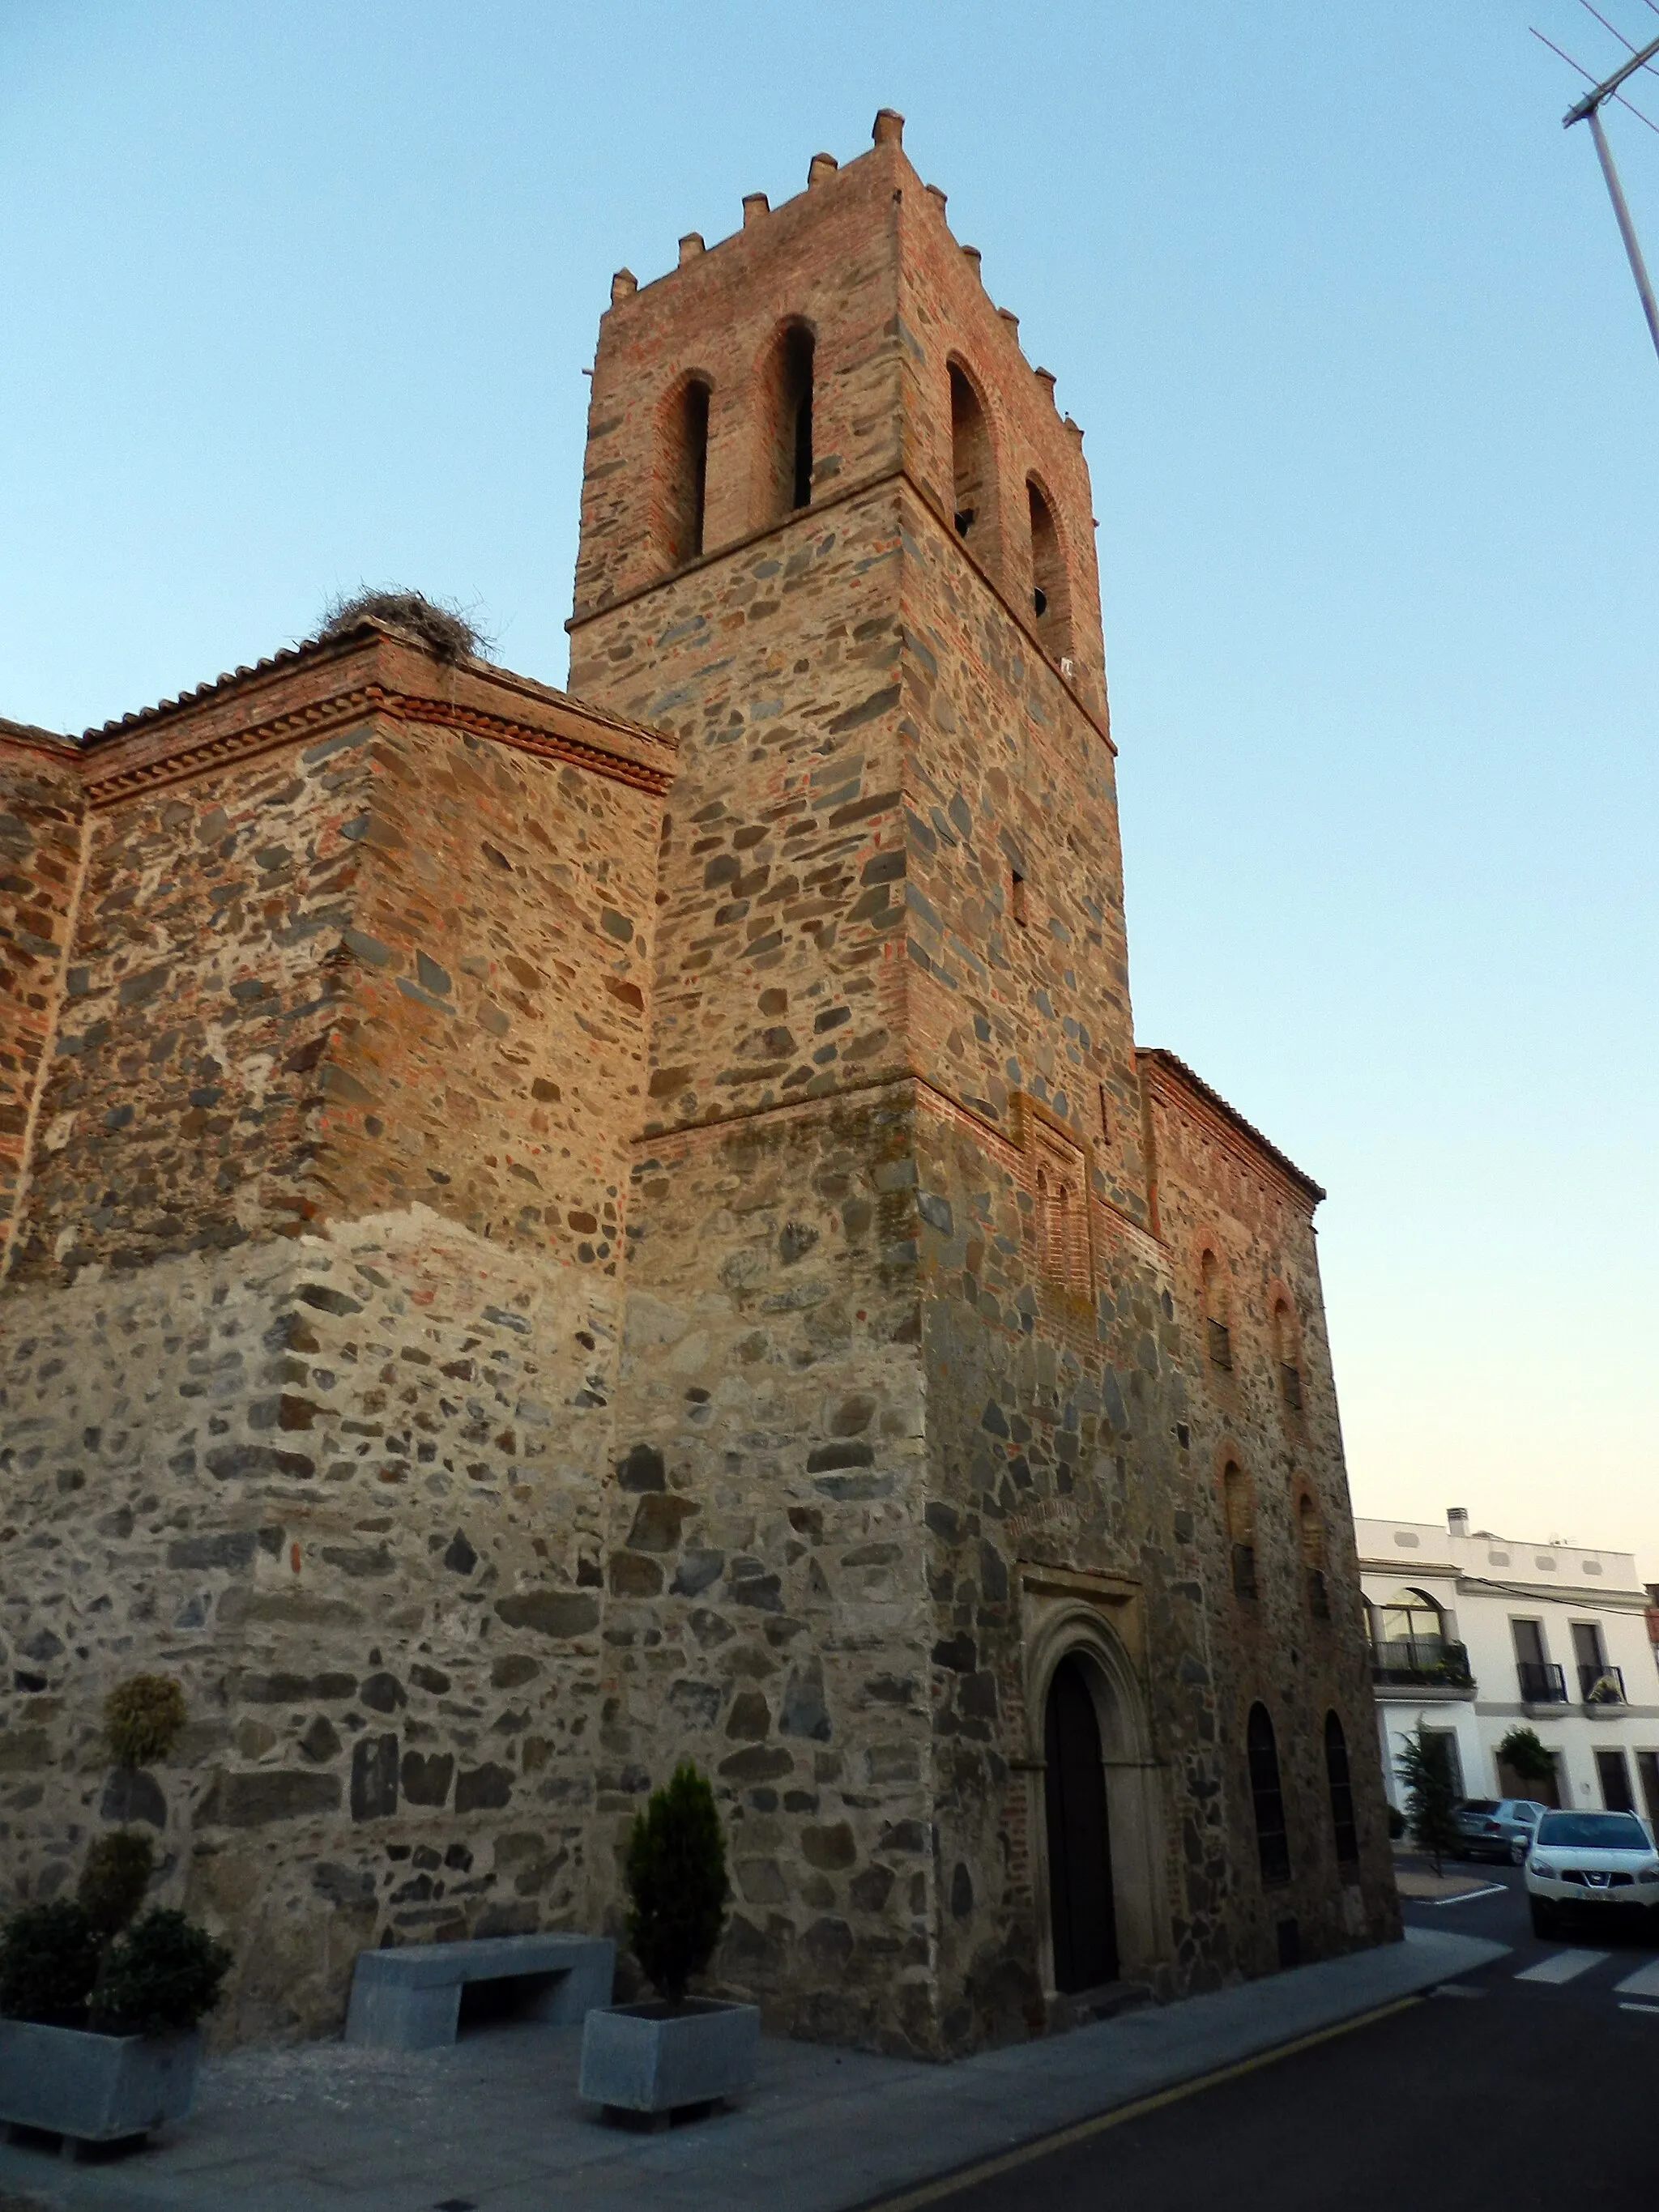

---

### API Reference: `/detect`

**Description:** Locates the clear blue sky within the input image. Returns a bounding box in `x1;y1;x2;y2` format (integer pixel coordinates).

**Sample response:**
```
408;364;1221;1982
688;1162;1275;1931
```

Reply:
4;2;1656;1573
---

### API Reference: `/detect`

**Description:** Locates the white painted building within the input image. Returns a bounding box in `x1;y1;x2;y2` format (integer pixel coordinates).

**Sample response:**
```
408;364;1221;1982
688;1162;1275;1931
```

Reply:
1354;1509;1659;1831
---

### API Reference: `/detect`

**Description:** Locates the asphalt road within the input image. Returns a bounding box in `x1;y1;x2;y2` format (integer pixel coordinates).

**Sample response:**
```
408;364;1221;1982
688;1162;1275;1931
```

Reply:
891;1864;1659;2212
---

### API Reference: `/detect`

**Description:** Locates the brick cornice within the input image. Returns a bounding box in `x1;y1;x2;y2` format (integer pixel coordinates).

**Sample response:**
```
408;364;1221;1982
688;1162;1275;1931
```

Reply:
1139;1047;1325;1212
80;682;676;812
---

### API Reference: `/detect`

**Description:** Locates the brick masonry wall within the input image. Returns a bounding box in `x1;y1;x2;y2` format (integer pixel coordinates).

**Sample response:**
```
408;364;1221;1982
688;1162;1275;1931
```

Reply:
1141;1055;1400;1969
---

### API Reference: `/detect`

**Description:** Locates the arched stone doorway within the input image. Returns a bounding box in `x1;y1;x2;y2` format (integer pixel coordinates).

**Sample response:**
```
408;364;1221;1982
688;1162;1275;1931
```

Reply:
1044;1654;1119;1990
1026;1601;1169;1998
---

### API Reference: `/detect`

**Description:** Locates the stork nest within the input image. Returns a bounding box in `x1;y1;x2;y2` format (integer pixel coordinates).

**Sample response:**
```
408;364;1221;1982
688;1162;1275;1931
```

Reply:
318;588;493;663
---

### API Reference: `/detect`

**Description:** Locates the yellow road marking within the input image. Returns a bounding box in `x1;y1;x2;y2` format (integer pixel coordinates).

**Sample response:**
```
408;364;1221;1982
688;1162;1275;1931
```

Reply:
859;1995;1423;2212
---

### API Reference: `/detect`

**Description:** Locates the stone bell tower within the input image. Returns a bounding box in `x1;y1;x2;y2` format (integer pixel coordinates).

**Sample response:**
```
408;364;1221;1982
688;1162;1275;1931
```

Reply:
564;112;1395;2058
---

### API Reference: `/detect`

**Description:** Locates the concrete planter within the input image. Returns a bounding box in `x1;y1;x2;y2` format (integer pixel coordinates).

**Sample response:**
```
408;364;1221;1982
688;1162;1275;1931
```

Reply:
0;2018;203;2146
579;1997;760;2118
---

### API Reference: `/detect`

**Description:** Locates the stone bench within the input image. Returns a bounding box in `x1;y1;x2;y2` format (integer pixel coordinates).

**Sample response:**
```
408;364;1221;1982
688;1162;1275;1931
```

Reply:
345;1933;615;2052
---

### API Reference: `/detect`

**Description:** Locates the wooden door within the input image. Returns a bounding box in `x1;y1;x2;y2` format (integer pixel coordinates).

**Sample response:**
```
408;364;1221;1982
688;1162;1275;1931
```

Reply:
1044;1656;1119;1993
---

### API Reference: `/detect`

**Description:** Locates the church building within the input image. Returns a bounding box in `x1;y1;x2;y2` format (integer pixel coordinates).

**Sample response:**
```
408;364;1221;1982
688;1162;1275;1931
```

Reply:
0;113;1398;2054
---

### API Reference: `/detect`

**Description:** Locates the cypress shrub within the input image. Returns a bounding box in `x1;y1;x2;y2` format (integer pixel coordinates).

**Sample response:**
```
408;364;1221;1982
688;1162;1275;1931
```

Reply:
624;1762;729;2008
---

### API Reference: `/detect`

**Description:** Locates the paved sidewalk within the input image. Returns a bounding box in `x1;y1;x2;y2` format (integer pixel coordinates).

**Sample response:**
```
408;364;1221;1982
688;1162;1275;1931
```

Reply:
0;1927;1505;2212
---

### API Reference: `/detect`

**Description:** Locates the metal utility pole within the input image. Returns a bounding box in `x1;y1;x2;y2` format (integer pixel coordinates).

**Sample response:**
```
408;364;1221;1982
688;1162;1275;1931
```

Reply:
1563;30;1659;363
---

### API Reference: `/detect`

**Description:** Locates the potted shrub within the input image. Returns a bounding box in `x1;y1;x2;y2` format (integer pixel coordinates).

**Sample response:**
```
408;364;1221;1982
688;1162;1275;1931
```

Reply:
579;1762;758;2125
0;1676;231;2150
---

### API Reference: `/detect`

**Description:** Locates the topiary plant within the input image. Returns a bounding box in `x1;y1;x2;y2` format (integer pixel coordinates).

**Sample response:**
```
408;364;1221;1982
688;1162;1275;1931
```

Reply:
92;1911;231;2038
0;1677;230;2039
624;1762;729;2010
104;1675;188;1770
77;1831;156;1940
0;1900;101;2028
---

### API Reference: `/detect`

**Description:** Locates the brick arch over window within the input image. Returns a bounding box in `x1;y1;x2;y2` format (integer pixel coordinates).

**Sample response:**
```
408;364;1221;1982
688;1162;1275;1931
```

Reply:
1222;1459;1256;1601
1297;1492;1330;1618
655;371;713;572
1026;471;1073;657
755;319;816;528
948;357;1001;578
1199;1244;1232;1372
1271;1289;1303;1415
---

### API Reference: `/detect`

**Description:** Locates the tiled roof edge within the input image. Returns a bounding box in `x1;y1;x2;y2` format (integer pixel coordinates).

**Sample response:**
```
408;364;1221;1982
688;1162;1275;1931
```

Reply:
1137;1046;1326;1205
77;620;674;755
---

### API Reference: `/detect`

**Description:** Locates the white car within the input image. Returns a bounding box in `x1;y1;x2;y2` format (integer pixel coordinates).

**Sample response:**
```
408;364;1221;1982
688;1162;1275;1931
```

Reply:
1524;1809;1659;1937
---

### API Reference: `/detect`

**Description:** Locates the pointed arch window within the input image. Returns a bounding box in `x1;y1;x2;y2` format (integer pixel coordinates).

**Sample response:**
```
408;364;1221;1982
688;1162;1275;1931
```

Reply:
1247;1703;1291;1885
659;375;710;570
1324;1711;1360;1865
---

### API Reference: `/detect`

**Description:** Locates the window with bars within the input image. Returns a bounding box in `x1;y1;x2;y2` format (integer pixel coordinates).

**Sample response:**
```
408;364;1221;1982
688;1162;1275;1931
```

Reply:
1247;1703;1291;1885
1273;1300;1302;1413
1202;1250;1231;1370
1224;1464;1256;1603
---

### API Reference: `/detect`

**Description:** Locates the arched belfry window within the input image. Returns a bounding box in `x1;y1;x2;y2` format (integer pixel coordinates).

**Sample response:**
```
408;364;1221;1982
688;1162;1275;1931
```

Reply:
761;322;814;525
949;362;998;573
1027;477;1072;654
1324;1712;1360;1865
659;376;710;570
1247;1703;1291;1885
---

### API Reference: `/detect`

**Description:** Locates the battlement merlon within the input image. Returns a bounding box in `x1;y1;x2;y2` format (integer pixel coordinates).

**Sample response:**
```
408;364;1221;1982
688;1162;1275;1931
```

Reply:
569;110;1105;717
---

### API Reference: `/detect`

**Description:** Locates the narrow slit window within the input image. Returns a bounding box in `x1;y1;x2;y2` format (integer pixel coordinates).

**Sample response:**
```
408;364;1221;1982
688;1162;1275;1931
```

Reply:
1247;1703;1291;1885
1324;1712;1359;1864
1010;868;1028;927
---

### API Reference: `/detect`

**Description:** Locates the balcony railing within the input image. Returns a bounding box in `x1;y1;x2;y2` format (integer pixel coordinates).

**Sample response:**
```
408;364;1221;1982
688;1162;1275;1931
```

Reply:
1517;1660;1569;1704
1369;1636;1473;1690
1580;1664;1627;1706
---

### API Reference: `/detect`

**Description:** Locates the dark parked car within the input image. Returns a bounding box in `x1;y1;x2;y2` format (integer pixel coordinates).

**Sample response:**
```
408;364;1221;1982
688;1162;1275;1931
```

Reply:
1452;1797;1549;1862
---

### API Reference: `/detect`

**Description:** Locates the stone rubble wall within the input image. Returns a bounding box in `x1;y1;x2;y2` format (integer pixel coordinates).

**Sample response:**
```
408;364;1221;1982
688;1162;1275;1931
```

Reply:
0;747;88;1268
894;483;1146;1217
604;1086;940;2053
0;1206;616;2044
